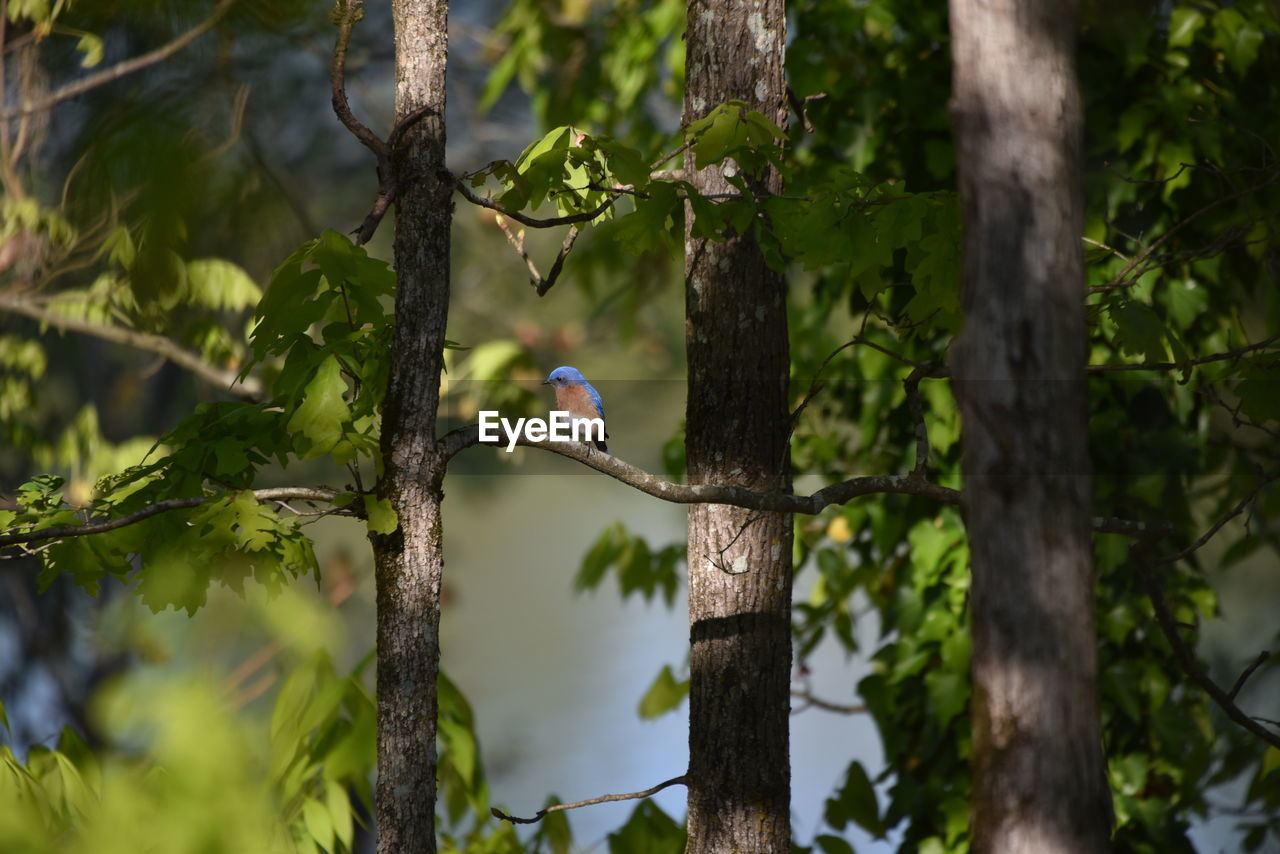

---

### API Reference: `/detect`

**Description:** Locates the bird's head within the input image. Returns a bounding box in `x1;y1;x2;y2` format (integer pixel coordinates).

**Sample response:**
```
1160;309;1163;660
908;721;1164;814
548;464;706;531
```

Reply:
543;366;585;387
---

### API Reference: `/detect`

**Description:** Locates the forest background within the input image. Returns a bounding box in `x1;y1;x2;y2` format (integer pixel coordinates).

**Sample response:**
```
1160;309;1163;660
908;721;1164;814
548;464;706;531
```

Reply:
1;1;1278;853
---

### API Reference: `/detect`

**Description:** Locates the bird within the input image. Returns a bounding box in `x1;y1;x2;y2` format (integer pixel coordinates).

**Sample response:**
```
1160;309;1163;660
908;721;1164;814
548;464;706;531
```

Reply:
542;366;609;452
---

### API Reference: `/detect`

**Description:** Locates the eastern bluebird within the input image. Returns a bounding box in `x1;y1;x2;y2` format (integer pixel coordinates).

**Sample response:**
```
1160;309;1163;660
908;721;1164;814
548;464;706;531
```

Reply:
543;366;609;452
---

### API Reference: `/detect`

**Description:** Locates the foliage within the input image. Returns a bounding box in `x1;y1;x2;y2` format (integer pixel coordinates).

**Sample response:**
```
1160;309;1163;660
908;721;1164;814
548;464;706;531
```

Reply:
3;1;1279;853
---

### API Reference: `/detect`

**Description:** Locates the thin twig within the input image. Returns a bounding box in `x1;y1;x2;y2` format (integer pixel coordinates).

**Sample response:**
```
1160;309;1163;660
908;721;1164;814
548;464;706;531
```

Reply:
1090;170;1280;293
329;0;386;159
535;226;580;296
790;689;867;715
0;488;344;549
0;293;265;401
494;215;538;281
1156;471;1278;564
1082;235;1130;262
2;0;237;119
492;775;687;825
1086;335;1278;374
1228;652;1270;701
454;179;620;228
439;423;962;514
904;364;939;477
1135;547;1280;750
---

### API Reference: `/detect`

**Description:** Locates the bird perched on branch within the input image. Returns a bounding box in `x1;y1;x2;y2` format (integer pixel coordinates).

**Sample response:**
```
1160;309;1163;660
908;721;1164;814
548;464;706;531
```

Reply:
543;366;609;452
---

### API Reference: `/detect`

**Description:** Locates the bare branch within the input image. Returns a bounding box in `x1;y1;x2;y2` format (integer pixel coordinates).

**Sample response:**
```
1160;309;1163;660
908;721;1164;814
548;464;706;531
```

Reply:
535;226;580;296
791;689;867;715
2;0;237;120
0;293;264;401
438;425;962;514
0;488;344;549
1086;334;1279;374
453;178;621;228
492;775;687;825
1156;471;1278;565
1228;651;1270;701
494;214;538;280
1135;551;1280;750
329;0;387;159
904;363;940;477
1081;235;1130;262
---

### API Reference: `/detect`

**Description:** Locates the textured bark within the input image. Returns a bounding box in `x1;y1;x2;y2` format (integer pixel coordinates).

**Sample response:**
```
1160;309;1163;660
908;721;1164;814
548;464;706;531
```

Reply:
947;1;1111;852
682;2;792;852
371;1;451;852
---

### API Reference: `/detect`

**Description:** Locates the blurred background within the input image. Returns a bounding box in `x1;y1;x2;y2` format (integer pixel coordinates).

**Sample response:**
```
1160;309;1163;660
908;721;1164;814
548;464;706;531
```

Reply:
2;1;1278;852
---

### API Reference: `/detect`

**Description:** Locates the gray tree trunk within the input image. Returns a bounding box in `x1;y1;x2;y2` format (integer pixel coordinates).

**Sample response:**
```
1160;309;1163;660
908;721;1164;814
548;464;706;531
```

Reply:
371;1;451;852
947;1;1112;851
682;2;792;852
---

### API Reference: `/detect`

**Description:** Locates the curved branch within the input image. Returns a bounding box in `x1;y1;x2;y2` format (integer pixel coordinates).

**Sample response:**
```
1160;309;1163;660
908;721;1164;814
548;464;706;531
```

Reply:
1135;551;1280;750
2;0;237;120
492;775;687;825
1156;470;1278;564
438;424;962;513
329;0;387;159
0;488;342;549
0;294;264;401
791;689;867;715
1086;335;1279;374
453;179;621;228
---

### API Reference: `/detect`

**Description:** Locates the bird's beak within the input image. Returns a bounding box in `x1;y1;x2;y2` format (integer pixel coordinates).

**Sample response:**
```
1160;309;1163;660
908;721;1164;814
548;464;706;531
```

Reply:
541;379;551;385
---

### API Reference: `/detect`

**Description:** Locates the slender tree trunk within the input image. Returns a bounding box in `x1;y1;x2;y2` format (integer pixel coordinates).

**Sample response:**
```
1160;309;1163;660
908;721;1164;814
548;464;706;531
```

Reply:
948;1;1111;852
682;2;791;852
371;1;450;852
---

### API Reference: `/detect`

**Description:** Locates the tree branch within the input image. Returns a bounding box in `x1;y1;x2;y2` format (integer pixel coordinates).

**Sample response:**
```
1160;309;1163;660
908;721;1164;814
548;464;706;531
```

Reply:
1;0;237;120
1228;651;1270;701
453;179;621;228
438;425;962;513
1135;549;1280;750
1155;470;1278;565
0;293;264;401
0;488;343;549
329;0;387;159
790;689;867;715
1086;334;1279;374
492;775;687;825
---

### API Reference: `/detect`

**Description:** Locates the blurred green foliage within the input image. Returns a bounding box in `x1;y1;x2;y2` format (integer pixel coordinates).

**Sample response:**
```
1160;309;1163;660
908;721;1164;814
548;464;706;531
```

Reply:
2;0;1279;852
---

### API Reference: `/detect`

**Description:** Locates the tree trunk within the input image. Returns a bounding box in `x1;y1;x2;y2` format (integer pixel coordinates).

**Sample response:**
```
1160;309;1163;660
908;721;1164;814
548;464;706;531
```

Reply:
682;2;792;852
371;1;451;852
947;1;1111;852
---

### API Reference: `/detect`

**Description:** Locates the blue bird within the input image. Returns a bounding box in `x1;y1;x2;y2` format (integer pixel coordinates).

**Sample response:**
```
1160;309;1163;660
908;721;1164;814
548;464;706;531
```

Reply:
542;366;609;452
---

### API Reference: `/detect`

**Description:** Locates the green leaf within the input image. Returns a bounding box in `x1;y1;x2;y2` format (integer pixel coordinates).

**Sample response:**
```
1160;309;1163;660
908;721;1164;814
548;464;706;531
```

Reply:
637;665;689;719
187;259;263;311
75;31;104;67
1167;7;1205;49
363;495;399;535
924;671;968;725
326;779;354;850
693;104;750;169
1211;8;1264;75
607;800;687;854
825;760;884;837
437;717;478;788
815;835;856;854
1110;301;1169;364
287;355;350;457
1236;366;1280;424
303;797;334;851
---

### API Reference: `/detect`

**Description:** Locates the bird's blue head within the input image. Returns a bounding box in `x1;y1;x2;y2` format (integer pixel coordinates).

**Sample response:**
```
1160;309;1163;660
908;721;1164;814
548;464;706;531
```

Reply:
543;366;586;387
